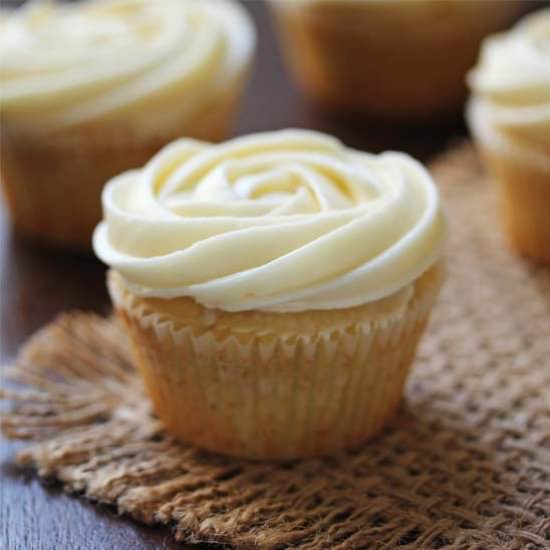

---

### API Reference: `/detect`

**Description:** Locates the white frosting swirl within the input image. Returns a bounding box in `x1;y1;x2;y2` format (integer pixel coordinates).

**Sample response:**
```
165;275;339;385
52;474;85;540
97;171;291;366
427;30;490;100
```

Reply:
0;0;254;131
93;129;446;312
468;8;550;154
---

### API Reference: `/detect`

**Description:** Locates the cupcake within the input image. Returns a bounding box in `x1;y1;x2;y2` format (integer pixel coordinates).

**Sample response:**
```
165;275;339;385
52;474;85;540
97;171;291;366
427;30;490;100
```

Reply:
467;9;550;263
270;0;523;120
93;129;447;460
0;0;255;249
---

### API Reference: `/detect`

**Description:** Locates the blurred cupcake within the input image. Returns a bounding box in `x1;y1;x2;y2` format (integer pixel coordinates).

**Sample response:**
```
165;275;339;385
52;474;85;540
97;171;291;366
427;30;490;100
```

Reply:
467;9;550;263
0;0;255;249
94;129;447;460
270;0;523;120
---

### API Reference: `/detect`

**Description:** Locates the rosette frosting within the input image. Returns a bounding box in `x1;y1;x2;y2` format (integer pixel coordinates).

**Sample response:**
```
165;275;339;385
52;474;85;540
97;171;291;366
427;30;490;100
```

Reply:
0;0;254;130
93;130;446;312
468;9;550;155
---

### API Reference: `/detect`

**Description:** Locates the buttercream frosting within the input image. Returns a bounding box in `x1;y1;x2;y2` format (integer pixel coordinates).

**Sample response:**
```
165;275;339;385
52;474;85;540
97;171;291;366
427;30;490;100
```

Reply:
93;129;447;312
0;0;254;131
467;9;550;155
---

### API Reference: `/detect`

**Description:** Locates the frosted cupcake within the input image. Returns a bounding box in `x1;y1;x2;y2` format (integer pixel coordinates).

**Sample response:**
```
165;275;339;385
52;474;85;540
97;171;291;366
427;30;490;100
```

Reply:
94;129;447;460
270;0;523;120
467;9;550;263
0;0;255;249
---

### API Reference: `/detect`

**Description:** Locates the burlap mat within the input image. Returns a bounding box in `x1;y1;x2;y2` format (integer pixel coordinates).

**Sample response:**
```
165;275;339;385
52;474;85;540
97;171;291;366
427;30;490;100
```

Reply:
1;144;549;550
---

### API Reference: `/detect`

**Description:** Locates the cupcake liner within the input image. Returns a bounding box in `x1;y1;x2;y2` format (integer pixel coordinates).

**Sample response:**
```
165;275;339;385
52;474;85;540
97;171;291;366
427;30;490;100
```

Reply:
467;100;550;264
108;262;444;460
478;146;550;264
270;1;522;119
0;83;244;250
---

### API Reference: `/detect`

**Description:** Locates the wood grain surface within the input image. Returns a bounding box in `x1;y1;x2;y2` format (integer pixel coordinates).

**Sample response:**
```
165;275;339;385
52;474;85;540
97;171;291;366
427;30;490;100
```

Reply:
1;1;514;548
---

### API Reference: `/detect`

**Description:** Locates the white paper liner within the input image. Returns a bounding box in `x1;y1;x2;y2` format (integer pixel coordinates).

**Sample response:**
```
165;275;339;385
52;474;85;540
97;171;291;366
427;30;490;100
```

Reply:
108;263;445;460
466;99;550;262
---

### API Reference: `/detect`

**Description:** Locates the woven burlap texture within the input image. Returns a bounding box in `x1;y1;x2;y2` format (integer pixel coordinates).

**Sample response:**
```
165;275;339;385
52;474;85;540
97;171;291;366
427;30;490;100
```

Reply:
1;144;549;550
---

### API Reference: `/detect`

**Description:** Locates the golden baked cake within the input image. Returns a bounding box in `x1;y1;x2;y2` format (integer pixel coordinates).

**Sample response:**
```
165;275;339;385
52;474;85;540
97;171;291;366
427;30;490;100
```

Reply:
0;0;255;249
270;0;523;120
467;8;550;263
94;129;447;460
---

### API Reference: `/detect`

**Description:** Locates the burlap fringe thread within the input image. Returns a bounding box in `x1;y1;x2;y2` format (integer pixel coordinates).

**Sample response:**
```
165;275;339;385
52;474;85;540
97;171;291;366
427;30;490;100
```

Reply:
1;144;550;550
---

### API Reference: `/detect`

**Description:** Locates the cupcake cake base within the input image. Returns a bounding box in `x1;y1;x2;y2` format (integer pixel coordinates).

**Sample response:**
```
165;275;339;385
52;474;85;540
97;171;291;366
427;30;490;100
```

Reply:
0;89;242;250
270;0;523;120
480;147;550;264
108;262;445;461
467;99;550;264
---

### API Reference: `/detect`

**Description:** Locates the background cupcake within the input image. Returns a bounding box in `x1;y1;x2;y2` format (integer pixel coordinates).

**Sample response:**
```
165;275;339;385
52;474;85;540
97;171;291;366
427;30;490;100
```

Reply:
0;0;255;249
270;0;523;121
94;129;447;460
467;8;550;263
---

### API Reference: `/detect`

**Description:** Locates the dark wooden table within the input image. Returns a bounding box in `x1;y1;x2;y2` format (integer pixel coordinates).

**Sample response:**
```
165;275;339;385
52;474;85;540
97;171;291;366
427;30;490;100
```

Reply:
1;1;512;548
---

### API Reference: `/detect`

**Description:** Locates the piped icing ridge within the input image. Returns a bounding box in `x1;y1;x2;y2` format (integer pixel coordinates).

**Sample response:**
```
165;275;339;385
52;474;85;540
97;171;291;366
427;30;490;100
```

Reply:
94;129;447;312
468;9;550;155
0;0;254;130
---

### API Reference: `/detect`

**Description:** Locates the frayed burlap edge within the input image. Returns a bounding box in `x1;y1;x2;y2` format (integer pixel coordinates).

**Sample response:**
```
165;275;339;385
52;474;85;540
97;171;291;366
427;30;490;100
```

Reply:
1;143;550;550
